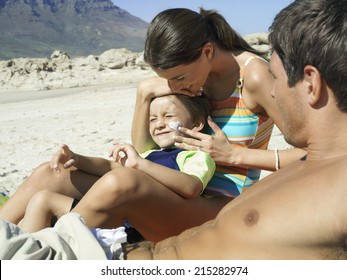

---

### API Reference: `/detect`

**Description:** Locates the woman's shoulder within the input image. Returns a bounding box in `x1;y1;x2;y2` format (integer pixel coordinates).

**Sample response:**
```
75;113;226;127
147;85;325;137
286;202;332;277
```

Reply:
242;55;271;93
240;53;274;113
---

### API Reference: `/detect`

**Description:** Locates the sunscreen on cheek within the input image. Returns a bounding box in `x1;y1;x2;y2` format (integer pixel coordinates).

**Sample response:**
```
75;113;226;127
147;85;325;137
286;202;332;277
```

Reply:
168;121;182;131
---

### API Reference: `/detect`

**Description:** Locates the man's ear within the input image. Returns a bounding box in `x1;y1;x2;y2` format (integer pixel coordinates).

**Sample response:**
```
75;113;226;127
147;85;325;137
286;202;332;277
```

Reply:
192;120;205;132
303;65;322;106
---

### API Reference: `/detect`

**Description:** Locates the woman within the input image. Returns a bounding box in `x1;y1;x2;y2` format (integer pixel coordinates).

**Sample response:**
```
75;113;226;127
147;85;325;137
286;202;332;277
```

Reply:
132;8;306;198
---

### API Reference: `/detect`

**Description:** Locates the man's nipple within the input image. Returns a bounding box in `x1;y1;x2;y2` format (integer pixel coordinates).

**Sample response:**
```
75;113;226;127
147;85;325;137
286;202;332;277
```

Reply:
244;209;259;226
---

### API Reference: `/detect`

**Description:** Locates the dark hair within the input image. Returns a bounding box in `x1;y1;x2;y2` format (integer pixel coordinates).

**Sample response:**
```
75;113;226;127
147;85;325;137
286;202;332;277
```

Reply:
170;93;211;131
269;0;347;112
144;8;266;69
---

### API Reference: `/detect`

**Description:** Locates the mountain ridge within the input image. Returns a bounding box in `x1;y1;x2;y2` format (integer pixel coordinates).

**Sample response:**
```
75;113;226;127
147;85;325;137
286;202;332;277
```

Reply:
0;0;148;60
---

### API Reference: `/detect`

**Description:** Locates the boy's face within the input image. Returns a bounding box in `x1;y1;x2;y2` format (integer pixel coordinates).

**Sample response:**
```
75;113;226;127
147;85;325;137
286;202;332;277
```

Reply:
149;96;197;149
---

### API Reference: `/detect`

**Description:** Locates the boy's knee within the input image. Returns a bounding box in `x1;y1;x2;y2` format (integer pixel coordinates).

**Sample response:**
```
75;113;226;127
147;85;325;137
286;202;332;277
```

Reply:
35;161;71;177
28;190;52;209
32;162;51;176
29;162;69;191
30;162;58;183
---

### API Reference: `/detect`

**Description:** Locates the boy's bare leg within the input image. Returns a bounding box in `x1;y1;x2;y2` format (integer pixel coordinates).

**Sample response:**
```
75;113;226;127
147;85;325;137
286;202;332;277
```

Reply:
72;167;228;242
20;190;74;233
0;162;100;224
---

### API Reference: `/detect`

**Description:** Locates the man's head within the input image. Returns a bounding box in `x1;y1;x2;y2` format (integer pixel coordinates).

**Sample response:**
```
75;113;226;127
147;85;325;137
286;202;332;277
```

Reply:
269;0;347;112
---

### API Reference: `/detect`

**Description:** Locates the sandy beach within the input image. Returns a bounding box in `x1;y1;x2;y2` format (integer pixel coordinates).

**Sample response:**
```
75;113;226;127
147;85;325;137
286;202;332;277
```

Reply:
0;70;290;196
0;69;156;195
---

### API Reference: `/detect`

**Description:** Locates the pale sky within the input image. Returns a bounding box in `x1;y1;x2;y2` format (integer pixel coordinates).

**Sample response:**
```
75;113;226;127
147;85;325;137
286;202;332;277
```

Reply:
111;0;294;35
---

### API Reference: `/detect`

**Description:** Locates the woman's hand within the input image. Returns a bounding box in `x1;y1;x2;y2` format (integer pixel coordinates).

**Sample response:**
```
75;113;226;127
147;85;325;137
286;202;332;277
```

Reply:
50;144;78;172
174;117;244;166
109;142;143;168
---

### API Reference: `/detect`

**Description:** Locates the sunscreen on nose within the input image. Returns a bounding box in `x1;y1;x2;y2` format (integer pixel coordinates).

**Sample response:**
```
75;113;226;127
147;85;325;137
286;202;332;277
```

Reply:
168;121;182;131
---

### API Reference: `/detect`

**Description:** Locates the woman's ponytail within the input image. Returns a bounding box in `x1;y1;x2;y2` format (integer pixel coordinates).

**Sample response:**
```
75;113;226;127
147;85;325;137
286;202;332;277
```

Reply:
200;8;267;58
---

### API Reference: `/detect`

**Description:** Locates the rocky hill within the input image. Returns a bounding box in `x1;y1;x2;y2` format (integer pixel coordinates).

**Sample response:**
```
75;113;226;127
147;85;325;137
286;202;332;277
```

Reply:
0;33;269;92
0;48;155;91
0;0;148;60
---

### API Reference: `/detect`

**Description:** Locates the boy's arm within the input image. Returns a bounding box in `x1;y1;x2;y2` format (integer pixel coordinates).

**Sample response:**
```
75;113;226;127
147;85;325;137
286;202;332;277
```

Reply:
73;153;121;177
136;151;215;199
51;144;118;176
136;158;202;199
110;144;214;198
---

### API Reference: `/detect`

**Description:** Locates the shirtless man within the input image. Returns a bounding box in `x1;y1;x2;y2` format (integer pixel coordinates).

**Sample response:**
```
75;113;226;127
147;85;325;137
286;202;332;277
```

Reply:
124;0;347;259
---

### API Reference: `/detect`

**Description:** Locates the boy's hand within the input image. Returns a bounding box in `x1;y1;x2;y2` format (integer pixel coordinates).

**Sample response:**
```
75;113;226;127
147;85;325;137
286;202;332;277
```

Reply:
109;142;142;168
50;144;78;172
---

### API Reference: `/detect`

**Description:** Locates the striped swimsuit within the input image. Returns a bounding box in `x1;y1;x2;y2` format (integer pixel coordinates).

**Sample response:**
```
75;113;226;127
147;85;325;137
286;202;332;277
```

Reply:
204;56;274;198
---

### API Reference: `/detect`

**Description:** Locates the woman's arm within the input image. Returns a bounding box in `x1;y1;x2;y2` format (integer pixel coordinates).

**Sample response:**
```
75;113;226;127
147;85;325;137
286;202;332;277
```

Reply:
131;77;173;153
175;126;306;171
216;144;306;171
175;116;306;172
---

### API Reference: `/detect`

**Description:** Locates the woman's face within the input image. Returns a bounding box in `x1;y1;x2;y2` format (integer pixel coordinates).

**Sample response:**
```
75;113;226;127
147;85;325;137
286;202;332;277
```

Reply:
149;96;197;148
154;49;212;97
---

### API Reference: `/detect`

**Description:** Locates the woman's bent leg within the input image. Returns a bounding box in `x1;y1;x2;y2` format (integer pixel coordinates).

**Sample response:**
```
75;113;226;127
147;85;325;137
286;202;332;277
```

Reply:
72;167;228;242
0;162;100;224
